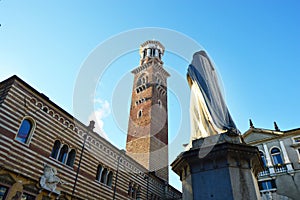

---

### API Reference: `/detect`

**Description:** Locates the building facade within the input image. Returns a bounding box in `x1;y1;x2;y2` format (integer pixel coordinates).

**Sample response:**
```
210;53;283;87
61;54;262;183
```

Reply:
126;40;169;182
243;122;300;200
0;42;181;200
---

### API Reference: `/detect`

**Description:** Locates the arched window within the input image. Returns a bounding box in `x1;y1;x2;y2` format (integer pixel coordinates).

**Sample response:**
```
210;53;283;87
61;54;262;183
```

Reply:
100;168;107;183
150;49;155;57
51;140;61;159
271;147;283;165
136;73;148;87
158;100;162;108
106;171;113;186
138;110;142;118
131;184;136;198
137;78;142;86
156;49;159;57
128;181;132;195
66;149;76;167
147;49;151;56
156;74;163;85
259;151;267;167
16;118;34;144
58;145;68;163
96;165;103;181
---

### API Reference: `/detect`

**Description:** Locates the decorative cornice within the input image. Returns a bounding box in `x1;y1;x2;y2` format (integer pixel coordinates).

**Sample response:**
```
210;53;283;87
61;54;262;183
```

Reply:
131;62;170;78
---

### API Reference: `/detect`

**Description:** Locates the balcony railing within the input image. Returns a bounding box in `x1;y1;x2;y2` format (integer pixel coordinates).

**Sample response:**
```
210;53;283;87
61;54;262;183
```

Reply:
258;168;270;177
260;189;277;200
274;164;287;173
258;164;290;177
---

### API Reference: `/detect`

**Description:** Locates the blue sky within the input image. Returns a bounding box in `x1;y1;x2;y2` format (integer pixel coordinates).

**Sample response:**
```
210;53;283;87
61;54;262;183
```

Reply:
1;0;300;191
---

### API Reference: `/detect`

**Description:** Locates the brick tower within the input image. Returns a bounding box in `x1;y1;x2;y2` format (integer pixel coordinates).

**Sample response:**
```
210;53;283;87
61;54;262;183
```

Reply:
126;40;170;181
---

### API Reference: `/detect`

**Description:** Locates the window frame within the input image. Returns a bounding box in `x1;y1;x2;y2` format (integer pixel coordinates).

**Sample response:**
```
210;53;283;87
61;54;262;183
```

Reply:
296;148;300;162
270;147;284;165
57;144;69;164
15;116;36;145
137;110;143;118
96;164;103;182
259;151;267;168
258;179;276;192
292;136;300;144
50;140;61;159
136;73;148;87
100;168;108;184
158;100;162;108
66;149;76;167
0;184;9;200
106;171;113;187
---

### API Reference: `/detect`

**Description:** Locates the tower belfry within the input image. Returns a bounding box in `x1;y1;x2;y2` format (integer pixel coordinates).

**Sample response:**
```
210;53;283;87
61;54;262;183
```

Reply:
126;40;170;181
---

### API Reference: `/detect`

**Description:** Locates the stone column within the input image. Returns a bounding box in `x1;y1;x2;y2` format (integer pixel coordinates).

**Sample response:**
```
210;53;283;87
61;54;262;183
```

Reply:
279;140;294;172
263;143;275;174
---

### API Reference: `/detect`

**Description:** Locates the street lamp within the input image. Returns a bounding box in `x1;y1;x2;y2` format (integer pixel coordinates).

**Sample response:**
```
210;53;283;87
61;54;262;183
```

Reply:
71;120;95;198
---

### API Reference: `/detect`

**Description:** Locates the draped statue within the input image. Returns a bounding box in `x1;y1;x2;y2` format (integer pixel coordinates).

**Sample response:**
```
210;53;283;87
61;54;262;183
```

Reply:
187;51;238;142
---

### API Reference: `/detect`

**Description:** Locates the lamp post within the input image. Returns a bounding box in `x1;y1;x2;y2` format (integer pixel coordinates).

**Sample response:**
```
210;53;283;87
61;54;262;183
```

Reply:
72;120;95;198
113;150;124;200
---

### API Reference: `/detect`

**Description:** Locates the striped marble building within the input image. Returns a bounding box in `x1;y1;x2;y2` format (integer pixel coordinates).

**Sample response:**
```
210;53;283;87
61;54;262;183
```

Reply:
0;75;181;199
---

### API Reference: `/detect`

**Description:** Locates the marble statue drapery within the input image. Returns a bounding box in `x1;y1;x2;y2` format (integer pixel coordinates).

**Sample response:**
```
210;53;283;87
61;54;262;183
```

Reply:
187;51;238;140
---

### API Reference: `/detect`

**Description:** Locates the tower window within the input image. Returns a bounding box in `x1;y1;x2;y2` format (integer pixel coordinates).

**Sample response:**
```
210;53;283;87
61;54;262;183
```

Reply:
150;49;154;57
158;100;162;108
15;117;35;144
136;74;148;87
138;110;142;118
147;49;151;56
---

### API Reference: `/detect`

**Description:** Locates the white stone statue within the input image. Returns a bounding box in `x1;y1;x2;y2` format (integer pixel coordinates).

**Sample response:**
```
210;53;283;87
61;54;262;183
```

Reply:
39;164;62;195
187;51;238;143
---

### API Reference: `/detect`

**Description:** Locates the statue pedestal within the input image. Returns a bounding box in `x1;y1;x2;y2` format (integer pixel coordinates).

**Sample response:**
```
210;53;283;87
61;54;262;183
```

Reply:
171;133;263;200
